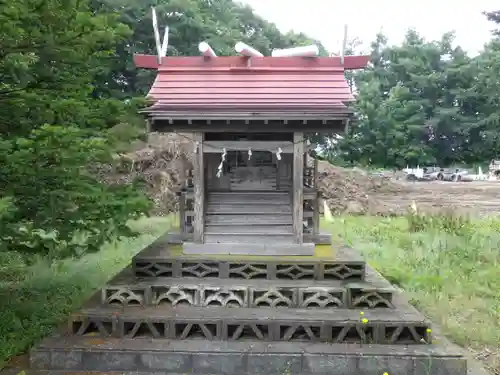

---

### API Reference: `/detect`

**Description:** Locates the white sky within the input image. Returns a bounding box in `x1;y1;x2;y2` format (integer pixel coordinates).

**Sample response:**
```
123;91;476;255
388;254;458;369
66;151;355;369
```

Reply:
239;0;499;56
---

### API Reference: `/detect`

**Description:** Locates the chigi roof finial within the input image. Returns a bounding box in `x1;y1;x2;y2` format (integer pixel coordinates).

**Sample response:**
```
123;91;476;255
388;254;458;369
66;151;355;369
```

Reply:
151;7;169;65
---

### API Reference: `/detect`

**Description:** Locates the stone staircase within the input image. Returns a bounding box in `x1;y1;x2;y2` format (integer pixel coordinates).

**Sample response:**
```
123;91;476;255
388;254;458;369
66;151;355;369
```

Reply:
29;235;468;374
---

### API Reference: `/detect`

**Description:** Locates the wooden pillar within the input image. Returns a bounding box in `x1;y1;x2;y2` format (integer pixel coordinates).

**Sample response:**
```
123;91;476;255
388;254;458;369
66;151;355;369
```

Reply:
275;153;281;190
313;157;319;236
293;132;304;244
179;192;186;234
193;132;204;243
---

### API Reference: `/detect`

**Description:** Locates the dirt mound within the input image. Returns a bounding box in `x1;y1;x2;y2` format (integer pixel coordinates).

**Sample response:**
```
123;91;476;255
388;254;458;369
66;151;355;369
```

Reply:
102;133;194;215
316;160;401;215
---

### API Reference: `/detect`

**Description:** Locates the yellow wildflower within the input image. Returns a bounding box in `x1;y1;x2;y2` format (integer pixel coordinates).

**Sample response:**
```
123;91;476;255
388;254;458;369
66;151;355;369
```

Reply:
361;318;368;324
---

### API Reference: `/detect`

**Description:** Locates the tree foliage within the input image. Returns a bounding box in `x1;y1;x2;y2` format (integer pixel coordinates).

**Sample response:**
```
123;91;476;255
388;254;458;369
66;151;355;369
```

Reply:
0;0;326;259
339;16;500;168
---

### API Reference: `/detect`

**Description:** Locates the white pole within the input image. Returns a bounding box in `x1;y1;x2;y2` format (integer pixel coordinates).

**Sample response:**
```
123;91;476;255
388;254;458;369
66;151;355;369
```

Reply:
235;42;264;57
199;42;217;57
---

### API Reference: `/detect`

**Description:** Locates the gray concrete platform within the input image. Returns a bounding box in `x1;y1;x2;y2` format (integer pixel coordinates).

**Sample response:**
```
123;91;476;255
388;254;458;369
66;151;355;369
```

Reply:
133;234;365;281
30;336;468;375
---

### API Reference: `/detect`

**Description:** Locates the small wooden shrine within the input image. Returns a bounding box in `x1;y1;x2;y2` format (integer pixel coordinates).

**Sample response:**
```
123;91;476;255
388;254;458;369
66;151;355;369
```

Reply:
26;13;468;375
133;40;368;256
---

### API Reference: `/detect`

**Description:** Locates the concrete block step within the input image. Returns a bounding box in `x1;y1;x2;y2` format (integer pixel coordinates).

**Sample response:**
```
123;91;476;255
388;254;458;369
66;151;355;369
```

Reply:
30;335;468;374
133;236;365;280
206;214;292;225
205;225;293;234
102;273;396;309
68;298;432;345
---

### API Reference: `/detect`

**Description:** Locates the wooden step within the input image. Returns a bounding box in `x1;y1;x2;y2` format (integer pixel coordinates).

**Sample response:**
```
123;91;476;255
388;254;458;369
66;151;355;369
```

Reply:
207;205;292;214
208;195;289;203
209;191;289;196
183;242;315;255
206;214;293;225
205;225;293;234
207;200;288;206
204;233;294;244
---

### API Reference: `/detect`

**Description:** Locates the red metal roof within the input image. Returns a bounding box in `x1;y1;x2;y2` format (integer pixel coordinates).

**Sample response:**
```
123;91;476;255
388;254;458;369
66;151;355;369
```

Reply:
134;55;368;117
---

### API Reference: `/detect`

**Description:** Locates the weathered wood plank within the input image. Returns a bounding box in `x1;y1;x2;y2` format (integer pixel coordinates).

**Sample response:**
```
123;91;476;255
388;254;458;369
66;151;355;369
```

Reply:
206;215;292;225
205;225;293;234
206;205;292;214
203;141;295;153
192;132;204;243
209;191;287;196
204;233;294;244
183;242;315;255
208;193;285;201
208;199;288;206
293;132;304;244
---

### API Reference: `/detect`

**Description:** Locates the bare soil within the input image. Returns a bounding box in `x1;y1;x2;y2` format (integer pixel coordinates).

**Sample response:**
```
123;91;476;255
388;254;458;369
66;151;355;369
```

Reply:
375;180;500;216
316;161;500;217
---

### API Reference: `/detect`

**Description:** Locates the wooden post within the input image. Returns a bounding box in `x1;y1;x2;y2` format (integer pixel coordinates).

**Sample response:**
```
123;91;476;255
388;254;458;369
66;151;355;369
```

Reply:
293;132;304;244
313;157;319;236
179;192;186;234
275;153;280;190
193;132;204;243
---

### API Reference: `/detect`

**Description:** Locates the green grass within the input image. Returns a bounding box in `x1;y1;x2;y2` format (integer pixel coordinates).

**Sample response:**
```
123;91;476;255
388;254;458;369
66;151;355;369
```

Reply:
0;213;498;373
0;216;173;369
324;214;500;373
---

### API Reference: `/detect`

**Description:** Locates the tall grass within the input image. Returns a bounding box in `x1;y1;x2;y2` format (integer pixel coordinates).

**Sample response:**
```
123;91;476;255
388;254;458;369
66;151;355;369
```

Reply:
324;209;500;373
